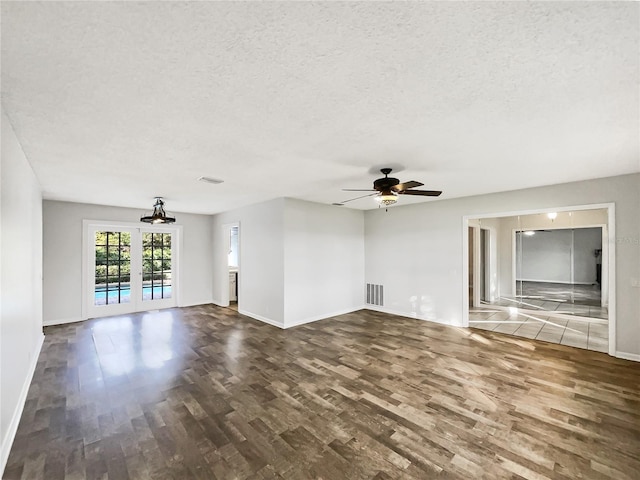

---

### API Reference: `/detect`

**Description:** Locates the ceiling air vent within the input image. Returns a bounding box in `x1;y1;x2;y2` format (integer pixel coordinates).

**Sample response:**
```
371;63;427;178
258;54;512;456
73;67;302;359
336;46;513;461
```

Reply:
198;176;224;184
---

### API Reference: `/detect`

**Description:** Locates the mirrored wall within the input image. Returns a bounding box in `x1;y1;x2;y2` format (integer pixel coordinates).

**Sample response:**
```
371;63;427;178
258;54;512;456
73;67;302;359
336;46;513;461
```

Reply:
468;207;609;353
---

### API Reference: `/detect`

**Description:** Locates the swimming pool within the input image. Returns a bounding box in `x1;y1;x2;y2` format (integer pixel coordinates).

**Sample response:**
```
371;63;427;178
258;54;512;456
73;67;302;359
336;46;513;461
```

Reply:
94;285;171;302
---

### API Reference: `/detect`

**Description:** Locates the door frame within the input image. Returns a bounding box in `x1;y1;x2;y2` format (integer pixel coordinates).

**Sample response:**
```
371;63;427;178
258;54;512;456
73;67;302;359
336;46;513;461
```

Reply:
462;202;616;357
217;221;240;308
467;221;497;307
82;219;183;320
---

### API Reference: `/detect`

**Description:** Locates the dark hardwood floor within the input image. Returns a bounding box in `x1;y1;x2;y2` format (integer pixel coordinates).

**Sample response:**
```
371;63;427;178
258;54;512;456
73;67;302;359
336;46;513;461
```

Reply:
5;305;640;479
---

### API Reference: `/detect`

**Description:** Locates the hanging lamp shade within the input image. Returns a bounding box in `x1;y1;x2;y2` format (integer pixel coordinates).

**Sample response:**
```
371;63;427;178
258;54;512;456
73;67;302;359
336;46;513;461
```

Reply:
140;197;176;224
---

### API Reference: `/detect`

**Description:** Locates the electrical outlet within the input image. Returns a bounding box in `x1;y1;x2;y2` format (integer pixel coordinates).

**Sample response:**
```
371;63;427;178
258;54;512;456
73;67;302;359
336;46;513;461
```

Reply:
631;278;640;288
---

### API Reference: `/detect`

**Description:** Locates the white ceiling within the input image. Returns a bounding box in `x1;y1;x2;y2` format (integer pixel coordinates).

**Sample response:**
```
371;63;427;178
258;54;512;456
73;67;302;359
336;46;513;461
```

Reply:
2;2;638;215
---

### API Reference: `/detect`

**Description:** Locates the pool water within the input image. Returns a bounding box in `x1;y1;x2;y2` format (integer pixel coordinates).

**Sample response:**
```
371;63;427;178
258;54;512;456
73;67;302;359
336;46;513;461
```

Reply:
94;285;171;303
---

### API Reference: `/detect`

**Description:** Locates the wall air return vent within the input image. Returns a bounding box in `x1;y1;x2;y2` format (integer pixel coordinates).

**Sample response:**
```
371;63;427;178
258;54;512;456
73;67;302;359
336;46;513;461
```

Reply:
366;284;384;306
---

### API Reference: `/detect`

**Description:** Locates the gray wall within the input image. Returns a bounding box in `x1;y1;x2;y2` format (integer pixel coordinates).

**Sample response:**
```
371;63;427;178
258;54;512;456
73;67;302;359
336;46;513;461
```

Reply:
1;109;44;473
365;173;640;357
517;228;602;284
43;200;213;324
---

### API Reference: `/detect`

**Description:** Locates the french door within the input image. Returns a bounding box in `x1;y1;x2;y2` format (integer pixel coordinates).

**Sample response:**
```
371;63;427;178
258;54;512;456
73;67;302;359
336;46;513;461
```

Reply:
85;222;178;318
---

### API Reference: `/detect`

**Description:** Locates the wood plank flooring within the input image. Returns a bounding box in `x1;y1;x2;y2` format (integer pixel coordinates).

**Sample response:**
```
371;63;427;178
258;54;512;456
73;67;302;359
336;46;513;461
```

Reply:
4;305;640;479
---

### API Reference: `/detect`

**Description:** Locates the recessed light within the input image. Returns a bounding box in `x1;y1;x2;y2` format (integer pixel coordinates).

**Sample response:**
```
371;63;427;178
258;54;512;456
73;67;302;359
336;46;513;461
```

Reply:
198;176;224;184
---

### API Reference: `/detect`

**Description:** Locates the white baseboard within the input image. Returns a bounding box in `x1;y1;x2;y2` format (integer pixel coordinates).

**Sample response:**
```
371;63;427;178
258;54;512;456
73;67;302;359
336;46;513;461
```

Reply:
1;332;45;477
43;316;83;327
180;299;214;308
284;306;365;329
365;305;458;327
616;351;640;362
238;309;284;329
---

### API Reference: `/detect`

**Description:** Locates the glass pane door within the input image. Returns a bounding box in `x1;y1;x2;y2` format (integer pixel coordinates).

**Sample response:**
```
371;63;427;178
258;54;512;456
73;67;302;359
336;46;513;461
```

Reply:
86;224;178;318
94;231;132;305
142;232;172;301
87;226;139;318
140;229;176;310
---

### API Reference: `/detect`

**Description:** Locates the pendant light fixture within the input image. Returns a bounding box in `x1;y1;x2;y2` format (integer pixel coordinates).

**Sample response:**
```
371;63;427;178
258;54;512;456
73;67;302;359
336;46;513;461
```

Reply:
140;197;176;224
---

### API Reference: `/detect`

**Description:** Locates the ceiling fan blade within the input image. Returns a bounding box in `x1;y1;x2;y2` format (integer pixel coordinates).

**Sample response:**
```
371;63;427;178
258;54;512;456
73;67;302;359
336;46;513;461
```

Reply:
335;193;379;205
393;181;423;191
399;189;442;196
342;189;377;192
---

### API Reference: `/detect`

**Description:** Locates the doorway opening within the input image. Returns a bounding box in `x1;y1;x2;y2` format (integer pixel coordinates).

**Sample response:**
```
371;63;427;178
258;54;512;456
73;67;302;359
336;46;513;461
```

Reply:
228;225;239;311
218;222;240;311
463;204;615;356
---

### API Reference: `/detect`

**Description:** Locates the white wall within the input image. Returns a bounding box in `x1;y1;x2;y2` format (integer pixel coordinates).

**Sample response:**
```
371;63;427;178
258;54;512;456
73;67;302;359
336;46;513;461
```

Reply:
211;198;366;328
43;200;213;324
212;198;286;326
1;110;44;474
364;174;640;357
283;198;365;327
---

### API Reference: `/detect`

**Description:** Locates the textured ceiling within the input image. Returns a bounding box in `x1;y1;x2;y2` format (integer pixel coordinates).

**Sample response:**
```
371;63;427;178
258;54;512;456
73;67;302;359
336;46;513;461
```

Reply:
2;2;638;214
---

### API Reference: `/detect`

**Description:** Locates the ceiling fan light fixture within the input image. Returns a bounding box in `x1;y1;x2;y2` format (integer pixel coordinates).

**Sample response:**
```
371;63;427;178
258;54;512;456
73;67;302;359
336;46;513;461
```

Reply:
377;191;398;206
140;197;176;224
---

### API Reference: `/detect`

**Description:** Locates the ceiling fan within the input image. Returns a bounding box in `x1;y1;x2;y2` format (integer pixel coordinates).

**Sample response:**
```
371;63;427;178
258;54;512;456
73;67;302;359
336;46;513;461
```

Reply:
336;168;442;207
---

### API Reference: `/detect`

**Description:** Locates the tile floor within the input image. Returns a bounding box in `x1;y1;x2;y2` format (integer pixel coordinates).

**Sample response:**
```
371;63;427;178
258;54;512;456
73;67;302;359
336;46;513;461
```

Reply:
469;308;608;353
483;298;608;320
482;281;608;320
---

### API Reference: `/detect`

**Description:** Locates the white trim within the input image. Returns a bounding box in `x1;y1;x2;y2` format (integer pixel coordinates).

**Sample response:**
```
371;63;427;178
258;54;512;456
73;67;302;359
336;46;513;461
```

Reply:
473;226;481;307
461;218;470;327
1;333;44;476
238;309;284;328
607;205;616;356
285;306;364;329
365;305;458;327
616;351;640;362
43;316;83;327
